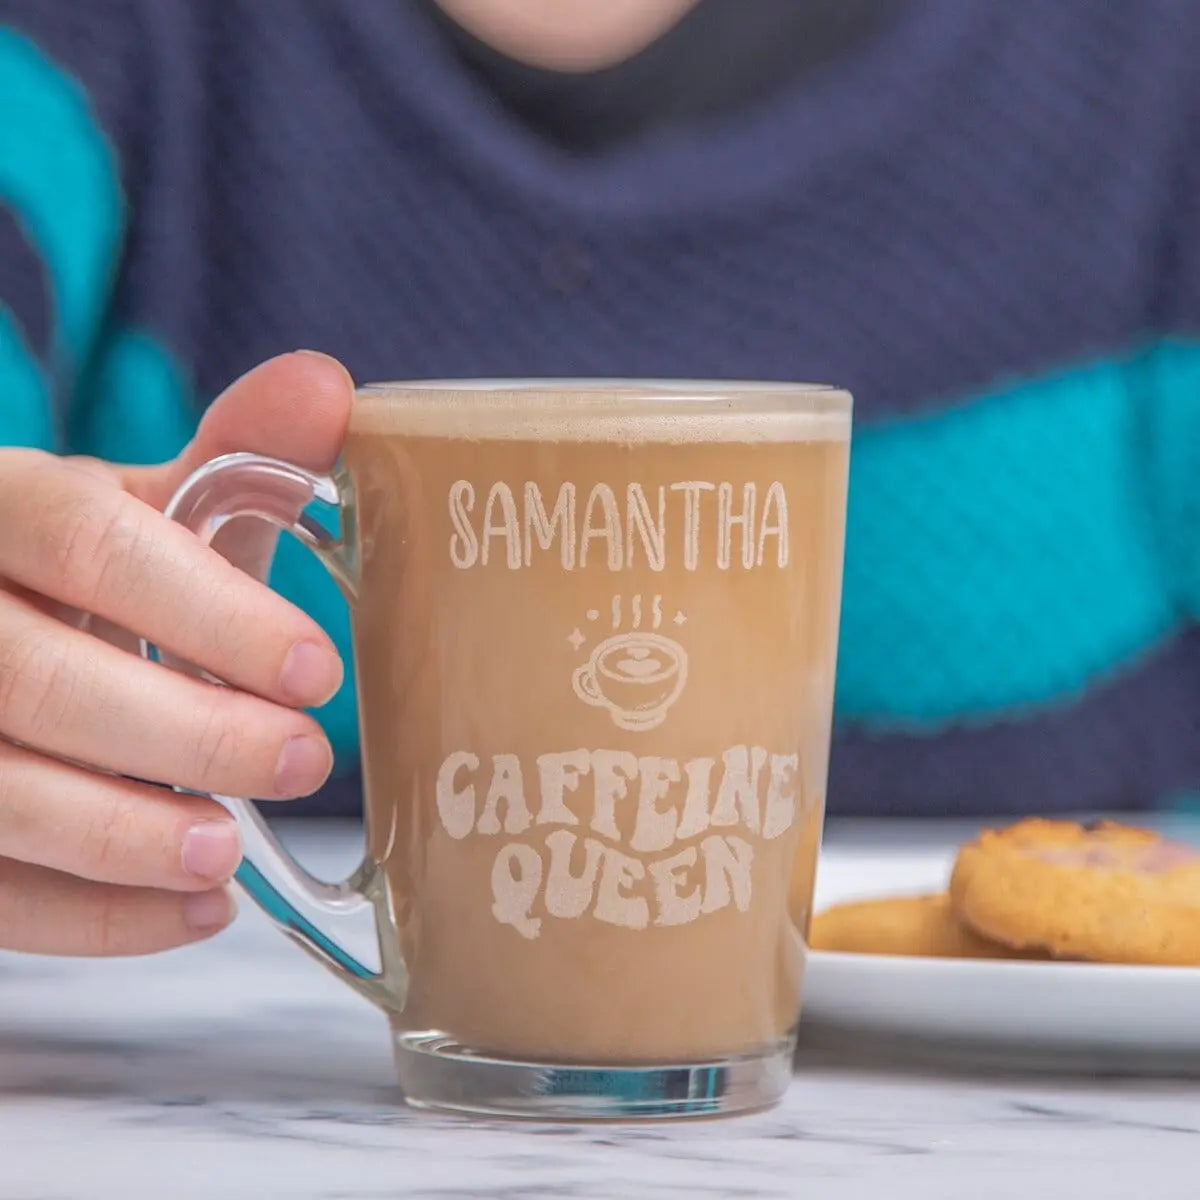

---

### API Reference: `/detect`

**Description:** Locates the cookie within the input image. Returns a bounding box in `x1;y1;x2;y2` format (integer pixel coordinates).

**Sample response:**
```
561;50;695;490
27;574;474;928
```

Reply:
949;818;1200;965
809;893;1028;959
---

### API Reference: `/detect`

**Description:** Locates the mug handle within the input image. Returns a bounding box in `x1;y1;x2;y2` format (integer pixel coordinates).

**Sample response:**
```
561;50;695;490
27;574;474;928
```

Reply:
143;452;395;1008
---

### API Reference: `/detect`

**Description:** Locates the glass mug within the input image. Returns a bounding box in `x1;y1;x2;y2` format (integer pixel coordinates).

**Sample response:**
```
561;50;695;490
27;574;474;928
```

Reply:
153;380;851;1119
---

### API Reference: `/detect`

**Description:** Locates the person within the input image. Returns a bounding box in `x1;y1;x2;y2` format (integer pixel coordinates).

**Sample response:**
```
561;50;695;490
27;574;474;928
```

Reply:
0;0;1196;957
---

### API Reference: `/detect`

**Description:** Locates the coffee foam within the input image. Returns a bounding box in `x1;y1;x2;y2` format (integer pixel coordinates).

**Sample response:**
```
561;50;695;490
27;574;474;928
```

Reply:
349;381;851;443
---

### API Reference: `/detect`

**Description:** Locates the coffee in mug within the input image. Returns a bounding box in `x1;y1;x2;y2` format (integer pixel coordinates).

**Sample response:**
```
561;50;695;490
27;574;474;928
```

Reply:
155;380;851;1119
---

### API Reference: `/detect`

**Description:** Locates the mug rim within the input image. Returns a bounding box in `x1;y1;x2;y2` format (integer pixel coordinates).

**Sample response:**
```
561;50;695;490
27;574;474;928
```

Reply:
355;378;852;414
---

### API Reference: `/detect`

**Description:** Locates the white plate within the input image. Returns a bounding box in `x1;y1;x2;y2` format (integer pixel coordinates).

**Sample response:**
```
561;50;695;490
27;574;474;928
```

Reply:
801;821;1200;1072
801;952;1200;1071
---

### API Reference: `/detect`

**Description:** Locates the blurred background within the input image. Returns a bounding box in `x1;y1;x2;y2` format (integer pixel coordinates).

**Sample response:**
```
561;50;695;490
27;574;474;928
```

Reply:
0;0;1197;821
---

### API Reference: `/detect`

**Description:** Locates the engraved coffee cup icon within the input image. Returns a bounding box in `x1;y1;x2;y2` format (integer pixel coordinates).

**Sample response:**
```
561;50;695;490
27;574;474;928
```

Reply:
572;631;688;732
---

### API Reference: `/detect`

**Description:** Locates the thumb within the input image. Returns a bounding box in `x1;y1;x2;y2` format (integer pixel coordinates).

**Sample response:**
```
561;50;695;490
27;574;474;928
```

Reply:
120;351;355;511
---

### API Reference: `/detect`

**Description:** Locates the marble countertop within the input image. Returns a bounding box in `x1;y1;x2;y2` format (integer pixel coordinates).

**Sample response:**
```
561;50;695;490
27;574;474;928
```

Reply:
2;819;1197;1200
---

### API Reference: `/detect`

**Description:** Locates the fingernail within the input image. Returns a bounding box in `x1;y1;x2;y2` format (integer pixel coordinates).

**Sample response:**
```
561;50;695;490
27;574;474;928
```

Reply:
184;887;236;933
182;820;242;881
280;640;344;706
274;735;332;798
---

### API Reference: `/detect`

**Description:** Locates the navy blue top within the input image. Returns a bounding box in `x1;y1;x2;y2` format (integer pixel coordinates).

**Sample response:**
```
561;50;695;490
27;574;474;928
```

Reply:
0;0;1197;816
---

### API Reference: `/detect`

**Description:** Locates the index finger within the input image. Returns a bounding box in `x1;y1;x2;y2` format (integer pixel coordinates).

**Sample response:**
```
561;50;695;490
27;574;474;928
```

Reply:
0;453;343;708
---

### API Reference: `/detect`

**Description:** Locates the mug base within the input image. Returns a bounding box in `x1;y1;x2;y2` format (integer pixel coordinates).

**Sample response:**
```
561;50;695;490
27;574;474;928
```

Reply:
391;1030;794;1120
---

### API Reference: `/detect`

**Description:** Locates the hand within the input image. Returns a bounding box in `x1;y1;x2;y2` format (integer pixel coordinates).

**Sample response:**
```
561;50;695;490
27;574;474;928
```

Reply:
0;352;353;956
